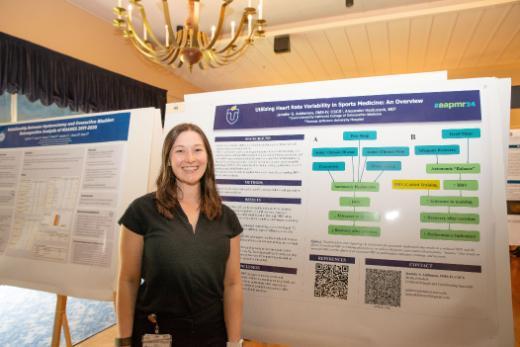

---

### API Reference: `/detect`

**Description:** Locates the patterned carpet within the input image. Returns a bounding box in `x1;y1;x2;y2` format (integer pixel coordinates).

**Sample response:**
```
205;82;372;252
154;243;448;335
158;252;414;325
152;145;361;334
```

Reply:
0;285;116;346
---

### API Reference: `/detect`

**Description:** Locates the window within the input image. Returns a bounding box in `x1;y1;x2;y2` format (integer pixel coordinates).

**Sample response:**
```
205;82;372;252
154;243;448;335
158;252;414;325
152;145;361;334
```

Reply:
0;93;10;123
0;93;83;124
17;94;81;121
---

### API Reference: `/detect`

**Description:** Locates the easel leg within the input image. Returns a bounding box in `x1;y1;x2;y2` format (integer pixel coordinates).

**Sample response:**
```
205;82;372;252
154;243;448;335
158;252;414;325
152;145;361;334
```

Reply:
63;311;72;347
51;295;72;347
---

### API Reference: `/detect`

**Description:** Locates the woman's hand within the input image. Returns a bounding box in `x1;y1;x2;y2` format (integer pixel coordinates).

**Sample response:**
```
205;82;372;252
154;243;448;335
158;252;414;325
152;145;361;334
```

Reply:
223;235;243;343
115;225;144;339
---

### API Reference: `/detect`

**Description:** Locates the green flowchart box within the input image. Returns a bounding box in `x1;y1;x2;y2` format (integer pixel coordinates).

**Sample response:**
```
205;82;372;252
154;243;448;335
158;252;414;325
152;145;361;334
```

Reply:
443;180;479;191
329;225;381;237
420;196;479;207
339;197;370;207
426;163;480;174
421;229;480;242
329;210;380;221
420;212;479;224
331;182;380;192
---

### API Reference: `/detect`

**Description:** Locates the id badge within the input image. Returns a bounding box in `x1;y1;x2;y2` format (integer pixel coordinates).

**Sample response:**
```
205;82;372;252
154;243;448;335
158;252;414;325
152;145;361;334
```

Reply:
142;333;172;347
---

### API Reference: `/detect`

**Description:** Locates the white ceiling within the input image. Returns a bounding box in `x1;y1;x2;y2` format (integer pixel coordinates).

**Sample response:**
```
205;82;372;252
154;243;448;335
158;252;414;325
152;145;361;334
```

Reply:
68;0;445;31
68;0;520;92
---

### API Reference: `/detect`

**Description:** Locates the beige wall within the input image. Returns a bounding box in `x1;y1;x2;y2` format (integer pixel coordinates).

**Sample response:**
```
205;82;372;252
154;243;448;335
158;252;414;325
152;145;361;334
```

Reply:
448;64;520;128
510;109;520;129
449;64;520;86
0;0;202;102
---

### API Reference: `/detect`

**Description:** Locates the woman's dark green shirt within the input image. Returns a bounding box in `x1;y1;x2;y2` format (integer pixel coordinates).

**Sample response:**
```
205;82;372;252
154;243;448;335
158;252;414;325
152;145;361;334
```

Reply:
119;192;242;317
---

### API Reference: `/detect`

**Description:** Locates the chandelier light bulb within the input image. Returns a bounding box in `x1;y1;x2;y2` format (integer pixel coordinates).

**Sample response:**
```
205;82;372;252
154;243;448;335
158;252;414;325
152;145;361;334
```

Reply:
211;25;216;40
231;21;236;38
248;14;252;36
127;4;132;22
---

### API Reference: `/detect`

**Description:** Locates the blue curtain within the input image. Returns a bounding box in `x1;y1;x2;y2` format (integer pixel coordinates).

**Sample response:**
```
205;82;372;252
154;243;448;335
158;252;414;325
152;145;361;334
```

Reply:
0;32;167;122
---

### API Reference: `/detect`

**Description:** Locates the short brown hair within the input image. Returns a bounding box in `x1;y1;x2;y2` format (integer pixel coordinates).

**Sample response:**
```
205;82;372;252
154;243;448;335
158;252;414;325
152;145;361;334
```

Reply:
155;123;222;220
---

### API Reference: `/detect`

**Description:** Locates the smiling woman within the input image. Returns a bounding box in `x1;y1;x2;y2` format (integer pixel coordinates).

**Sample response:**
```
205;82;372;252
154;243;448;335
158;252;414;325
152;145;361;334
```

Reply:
116;123;244;347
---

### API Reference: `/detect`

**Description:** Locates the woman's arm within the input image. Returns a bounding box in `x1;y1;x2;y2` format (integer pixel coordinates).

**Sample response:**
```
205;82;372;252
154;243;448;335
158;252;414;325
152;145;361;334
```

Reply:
223;235;243;343
116;225;144;339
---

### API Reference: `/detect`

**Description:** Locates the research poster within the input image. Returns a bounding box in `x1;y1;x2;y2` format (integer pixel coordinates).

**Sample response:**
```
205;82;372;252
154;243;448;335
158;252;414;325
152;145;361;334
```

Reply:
0;109;160;300
167;74;512;346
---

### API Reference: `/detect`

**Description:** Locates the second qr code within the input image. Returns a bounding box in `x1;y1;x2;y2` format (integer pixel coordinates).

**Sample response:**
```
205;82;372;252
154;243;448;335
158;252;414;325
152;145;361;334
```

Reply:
365;268;402;307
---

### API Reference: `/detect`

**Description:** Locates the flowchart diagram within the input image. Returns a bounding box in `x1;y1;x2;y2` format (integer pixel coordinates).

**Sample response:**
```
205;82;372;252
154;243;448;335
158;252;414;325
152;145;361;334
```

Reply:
312;128;481;242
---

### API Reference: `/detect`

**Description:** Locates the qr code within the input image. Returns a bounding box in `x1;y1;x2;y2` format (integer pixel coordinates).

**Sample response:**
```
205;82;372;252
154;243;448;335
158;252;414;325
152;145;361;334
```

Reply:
314;263;349;300
365;268;401;307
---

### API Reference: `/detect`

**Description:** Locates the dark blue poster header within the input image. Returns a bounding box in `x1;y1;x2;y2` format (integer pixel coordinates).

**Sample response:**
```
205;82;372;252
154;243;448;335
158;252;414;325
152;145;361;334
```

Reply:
214;91;481;130
0;113;130;148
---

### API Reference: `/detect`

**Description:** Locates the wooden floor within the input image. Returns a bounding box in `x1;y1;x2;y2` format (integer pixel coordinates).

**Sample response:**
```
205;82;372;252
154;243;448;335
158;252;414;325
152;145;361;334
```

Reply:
76;256;520;347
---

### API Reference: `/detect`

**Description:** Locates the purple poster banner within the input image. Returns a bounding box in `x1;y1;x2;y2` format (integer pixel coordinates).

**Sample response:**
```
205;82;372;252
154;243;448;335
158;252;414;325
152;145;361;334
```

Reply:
365;258;482;273
214;91;481;130
216;179;302;186
221;196;301;204
309;254;355;264
215;134;304;142
241;263;297;275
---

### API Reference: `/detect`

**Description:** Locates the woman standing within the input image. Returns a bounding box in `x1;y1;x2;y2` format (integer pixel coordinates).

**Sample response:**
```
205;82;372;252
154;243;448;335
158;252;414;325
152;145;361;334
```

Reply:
115;123;243;347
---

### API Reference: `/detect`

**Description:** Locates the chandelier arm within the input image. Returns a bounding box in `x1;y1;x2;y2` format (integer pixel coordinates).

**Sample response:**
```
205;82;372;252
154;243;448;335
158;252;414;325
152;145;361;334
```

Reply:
219;19;258;59
220;39;251;60
203;0;233;50
215;10;249;54
128;35;164;60
161;0;179;48
126;29;157;58
126;1;180;56
128;31;158;57
198;32;205;47
138;5;166;48
200;51;220;68
158;31;186;65
157;47;181;66
205;43;249;67
177;28;189;48
203;50;228;68
127;35;178;65
124;5;158;56
147;24;188;66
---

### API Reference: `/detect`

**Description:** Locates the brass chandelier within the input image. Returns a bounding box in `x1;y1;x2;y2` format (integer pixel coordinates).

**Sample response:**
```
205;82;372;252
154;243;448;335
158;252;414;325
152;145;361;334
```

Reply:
113;0;266;71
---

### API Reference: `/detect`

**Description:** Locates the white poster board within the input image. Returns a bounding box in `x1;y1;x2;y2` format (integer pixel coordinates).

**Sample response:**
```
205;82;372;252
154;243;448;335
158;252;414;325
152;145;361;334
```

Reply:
164;73;513;347
0;108;161;300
